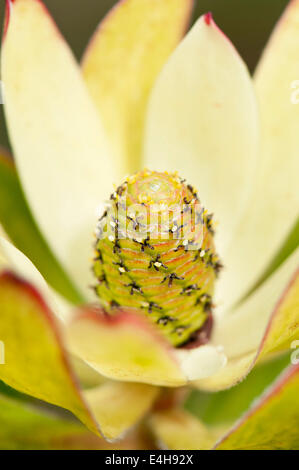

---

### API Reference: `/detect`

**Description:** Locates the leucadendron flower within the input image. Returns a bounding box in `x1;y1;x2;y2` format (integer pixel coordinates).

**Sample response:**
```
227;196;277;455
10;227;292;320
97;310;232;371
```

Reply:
0;0;298;450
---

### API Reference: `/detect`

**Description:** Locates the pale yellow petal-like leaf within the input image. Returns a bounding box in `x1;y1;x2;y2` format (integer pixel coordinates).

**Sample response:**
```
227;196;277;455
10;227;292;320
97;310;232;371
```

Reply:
174;345;227;381
70;355;106;388
143;14;259;253
195;250;299;391
84;382;158;442
217;0;299;308
82;0;194;176
65;307;186;387
2;0;117;299
149;408;218;450
65;306;226;386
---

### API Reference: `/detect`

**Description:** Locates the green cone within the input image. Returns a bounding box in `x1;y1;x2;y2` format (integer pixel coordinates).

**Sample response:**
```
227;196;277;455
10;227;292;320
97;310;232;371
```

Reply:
93;170;222;347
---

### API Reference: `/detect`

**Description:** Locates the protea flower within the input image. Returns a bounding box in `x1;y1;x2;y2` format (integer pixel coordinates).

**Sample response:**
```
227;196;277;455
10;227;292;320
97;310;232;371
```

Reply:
0;0;298;450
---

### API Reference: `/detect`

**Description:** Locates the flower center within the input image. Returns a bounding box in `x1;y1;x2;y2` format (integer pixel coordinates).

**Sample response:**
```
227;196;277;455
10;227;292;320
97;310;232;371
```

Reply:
92;170;222;347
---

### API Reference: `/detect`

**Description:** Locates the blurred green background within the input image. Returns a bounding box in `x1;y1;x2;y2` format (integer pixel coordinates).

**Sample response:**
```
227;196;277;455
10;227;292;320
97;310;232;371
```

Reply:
0;0;289;151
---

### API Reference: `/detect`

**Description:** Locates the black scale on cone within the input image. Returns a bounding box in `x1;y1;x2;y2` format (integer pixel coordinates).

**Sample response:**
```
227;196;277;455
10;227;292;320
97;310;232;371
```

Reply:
93;170;222;347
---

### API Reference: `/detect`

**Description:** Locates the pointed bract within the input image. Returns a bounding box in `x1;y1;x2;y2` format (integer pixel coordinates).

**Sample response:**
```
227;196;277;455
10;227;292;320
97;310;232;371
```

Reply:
82;0;194;176
1;0;117;299
84;382;159;442
218;0;299;308
143;14;259;257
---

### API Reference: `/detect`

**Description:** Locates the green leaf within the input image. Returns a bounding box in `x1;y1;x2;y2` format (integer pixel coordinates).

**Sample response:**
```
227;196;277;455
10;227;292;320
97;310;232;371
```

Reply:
215;364;299;449
0;393;97;450
0;150;82;304
0;391;151;450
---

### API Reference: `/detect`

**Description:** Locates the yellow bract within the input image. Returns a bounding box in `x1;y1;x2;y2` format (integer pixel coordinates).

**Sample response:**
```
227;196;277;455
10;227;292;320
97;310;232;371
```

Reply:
143;14;259;258
84;382;158;441
219;0;299;308
65;308;186;387
2;0;116;299
149;408;219;450
82;0;193;176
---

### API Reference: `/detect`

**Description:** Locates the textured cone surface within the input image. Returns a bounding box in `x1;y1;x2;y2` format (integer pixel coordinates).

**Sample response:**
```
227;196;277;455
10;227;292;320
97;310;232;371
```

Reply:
93;170;222;347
